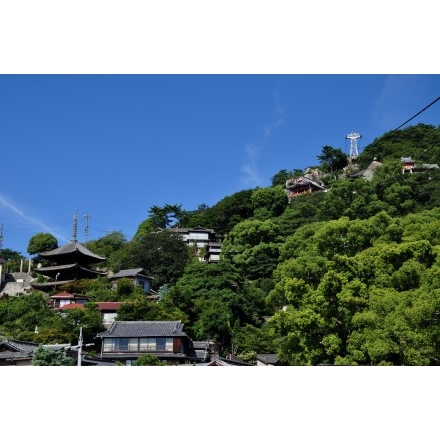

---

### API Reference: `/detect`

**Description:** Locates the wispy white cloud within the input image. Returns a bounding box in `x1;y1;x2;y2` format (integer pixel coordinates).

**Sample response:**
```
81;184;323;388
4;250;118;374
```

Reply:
373;75;422;131
0;193;68;242
240;89;284;187
263;90;284;138
241;143;264;187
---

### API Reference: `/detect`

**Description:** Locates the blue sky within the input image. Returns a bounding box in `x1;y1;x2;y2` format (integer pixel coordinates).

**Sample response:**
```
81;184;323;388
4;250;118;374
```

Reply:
0;74;439;255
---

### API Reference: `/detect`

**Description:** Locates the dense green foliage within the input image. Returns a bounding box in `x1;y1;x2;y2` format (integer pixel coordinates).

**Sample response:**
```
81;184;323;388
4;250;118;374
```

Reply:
2;123;440;365
27;232;58;255
32;346;75;366
134;354;167;366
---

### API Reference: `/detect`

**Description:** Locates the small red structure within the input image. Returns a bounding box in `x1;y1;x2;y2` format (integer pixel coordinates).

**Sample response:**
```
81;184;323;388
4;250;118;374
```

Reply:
401;157;415;174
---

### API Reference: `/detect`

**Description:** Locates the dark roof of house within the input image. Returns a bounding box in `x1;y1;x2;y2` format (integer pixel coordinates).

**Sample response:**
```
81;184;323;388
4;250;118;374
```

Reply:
0;339;38;360
108;268;151;279
256;353;279;365
81;356;118;366
192;341;210;349
96;320;187;338
39;240;106;263
186;355;254;366
0;339;73;363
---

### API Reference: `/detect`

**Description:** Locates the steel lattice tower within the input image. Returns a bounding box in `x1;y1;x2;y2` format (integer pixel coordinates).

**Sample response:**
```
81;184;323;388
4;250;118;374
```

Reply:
346;131;361;159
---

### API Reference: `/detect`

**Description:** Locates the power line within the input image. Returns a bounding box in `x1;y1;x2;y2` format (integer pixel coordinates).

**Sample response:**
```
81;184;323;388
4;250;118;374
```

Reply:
391;96;440;132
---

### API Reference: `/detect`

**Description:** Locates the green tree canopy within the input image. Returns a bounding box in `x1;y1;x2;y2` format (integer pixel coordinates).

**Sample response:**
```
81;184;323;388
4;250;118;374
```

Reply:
32;346;74;366
134;354;167;366
317;145;347;173
130;230;192;289
27;233;58;256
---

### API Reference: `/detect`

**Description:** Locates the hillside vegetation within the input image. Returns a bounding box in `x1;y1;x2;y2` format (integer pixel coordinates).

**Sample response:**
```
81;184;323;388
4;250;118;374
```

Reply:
1;123;440;365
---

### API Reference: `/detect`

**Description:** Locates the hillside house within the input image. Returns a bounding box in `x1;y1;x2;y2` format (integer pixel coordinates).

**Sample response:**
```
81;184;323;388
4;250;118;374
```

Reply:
95;320;209;365
49;291;89;309
108;268;152;293
161;225;222;262
57;301;122;328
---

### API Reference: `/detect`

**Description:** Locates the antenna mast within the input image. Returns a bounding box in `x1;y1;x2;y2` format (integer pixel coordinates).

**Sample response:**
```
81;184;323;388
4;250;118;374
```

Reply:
72;209;78;242
84;214;91;244
0;224;3;250
346;131;361;160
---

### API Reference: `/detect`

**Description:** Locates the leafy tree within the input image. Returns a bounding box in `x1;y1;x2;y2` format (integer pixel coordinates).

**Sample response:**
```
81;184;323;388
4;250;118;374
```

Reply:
32;346;75;366
184;189;255;236
0;291;52;340
271;169;291;187
166;260;265;349
251;186;288;219
222;219;283;280
134;354;167;366
86;231;127;258
32;305;104;345
0;248;25;272
232;323;276;363
27;233;58;256
134;204;186;239
130;230;192;289
317;146;347;173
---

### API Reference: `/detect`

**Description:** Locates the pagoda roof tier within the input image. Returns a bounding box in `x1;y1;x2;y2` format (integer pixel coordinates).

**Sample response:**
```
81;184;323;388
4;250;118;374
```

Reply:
30;280;70;291
34;263;106;280
39;240;106;265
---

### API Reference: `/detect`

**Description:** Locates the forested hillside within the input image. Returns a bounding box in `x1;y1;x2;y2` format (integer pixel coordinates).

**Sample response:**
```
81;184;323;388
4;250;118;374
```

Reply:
1;123;440;365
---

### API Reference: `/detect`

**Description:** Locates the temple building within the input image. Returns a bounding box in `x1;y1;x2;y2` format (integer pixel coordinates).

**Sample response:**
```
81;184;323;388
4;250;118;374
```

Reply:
285;176;326;201
31;240;106;291
31;213;106;291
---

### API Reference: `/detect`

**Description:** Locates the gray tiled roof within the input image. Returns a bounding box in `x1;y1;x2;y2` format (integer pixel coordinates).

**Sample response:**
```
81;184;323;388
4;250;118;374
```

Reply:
96;321;187;338
192;341;210;349
108;268;151;279
256;353;279;364
0;339;38;360
39;240;106;262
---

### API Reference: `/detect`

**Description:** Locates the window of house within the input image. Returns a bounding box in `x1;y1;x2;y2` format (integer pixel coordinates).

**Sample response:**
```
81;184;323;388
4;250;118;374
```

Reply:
139;338;156;351
156;338;166;351
156;338;173;351
103;338;113;352
139;337;173;351
110;338;138;351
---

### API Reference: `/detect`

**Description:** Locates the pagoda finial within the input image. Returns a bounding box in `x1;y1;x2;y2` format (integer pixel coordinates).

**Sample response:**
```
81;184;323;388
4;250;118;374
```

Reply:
73;209;78;242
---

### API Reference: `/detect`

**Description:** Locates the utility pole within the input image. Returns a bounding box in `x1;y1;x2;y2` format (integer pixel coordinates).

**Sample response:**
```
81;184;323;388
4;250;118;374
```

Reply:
77;326;83;366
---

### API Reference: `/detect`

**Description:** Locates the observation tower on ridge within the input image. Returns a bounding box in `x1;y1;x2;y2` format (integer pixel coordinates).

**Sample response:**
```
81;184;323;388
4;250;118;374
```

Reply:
346;131;361;160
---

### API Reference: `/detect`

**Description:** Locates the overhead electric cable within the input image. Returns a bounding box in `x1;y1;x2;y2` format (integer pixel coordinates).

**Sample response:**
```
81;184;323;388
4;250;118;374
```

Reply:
391;96;440;132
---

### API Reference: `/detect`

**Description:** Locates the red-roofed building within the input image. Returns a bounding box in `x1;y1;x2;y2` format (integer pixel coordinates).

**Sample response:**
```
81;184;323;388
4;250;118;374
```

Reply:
49;291;89;309
56;299;122;328
94;302;122;328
